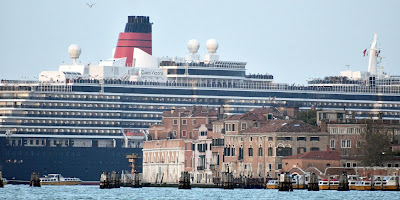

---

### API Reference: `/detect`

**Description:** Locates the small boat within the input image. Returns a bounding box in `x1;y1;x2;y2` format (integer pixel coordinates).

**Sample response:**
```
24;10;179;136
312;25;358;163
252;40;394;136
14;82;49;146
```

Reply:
380;176;400;190
40;174;81;185
355;179;372;190
266;179;278;189
318;179;339;190
1;178;8;186
292;175;308;189
347;175;359;190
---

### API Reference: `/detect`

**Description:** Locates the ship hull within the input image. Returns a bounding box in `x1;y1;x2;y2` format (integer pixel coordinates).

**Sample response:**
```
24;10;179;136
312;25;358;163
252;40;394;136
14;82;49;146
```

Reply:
0;138;142;181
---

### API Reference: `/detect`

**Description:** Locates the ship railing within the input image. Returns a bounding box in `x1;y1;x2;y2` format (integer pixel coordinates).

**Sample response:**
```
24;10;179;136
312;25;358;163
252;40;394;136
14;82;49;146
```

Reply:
2;79;400;94
70;79;400;94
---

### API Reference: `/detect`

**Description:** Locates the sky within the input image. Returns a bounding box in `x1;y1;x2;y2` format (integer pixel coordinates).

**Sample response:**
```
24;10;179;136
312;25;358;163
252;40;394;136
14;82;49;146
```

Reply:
1;0;400;84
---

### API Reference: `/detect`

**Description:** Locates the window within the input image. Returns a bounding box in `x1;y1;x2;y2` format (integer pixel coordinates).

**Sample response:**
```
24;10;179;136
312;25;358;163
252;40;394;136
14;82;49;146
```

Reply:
268;137;273;141
276;147;292;156
173;119;178;125
330;139;335;148
248;147;253;157
231;147;235;156
193;119;196;125
239;148;244;160
310;137;320;141
241;123;247;130
258;147;263;156
347;128;354;134
173;130;177;137
297;137;306;141
268;147;273;156
310;147;320;151
341;140;351;148
297;147;306;154
356;140;361;148
277;164;282;169
182;130;187;137
232;124;235;132
182;119;187;125
352;163;357;167
346;162;351;167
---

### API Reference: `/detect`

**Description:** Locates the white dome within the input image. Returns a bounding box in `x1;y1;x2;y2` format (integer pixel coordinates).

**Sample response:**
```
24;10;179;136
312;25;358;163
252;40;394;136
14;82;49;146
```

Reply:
68;44;81;59
206;39;218;54
187;39;200;54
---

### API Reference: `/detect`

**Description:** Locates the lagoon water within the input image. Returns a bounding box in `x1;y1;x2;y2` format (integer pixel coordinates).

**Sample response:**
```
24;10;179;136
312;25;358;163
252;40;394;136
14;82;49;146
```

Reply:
0;185;397;200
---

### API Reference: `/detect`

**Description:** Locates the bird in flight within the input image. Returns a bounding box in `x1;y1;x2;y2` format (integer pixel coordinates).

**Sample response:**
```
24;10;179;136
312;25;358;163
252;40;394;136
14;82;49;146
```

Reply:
86;3;96;8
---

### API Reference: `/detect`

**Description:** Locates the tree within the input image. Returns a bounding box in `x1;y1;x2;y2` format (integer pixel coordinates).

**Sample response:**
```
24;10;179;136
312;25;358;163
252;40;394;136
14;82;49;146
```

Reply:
295;110;317;125
358;123;392;167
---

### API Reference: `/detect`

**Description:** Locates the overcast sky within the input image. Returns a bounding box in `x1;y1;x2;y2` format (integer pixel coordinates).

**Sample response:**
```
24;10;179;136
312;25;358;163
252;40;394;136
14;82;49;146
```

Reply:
1;0;399;84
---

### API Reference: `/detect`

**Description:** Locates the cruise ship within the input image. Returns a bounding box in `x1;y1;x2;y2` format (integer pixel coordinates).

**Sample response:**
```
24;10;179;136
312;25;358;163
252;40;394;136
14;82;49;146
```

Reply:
1;16;400;181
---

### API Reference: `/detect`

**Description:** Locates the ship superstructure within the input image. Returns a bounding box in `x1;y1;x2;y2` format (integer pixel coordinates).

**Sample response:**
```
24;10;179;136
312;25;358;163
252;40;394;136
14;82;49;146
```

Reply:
1;16;400;181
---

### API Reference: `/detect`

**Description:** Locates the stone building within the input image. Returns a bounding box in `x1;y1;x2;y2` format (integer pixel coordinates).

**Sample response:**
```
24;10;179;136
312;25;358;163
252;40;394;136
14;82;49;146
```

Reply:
209;107;328;178
282;151;340;173
142;139;187;184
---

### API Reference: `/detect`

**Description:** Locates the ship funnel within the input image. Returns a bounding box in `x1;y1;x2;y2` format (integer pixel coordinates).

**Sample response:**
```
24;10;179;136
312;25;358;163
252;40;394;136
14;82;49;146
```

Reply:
113;16;152;67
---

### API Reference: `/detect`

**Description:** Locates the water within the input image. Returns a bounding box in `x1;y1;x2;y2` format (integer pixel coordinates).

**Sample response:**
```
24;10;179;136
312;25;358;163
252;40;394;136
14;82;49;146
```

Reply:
0;185;397;200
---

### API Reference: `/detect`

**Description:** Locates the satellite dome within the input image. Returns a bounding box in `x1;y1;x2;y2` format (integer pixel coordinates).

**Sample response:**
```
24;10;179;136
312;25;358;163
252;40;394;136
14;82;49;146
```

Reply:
68;44;81;59
187;39;200;54
206;39;218;54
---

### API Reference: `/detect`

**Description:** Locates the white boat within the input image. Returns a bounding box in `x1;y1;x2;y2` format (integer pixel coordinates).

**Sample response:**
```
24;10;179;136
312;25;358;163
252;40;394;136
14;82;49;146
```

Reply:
40;174;81;185
266;179;278;189
1;178;8;186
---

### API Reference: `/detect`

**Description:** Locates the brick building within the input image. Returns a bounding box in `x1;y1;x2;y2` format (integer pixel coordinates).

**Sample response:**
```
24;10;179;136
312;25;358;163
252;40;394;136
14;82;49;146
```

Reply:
209;107;328;178
321;119;400;168
148;106;219;140
144;107;218;184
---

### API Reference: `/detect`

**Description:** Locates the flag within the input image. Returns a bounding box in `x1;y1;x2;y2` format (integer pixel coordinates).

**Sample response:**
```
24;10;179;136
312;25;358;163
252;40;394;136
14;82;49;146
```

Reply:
363;49;367;57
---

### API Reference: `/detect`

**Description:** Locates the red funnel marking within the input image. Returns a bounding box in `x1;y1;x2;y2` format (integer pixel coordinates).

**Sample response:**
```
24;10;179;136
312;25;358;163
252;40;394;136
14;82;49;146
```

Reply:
114;32;152;66
113;16;152;67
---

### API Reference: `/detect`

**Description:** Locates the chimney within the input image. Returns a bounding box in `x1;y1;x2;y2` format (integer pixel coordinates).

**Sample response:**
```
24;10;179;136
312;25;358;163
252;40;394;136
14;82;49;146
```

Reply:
321;120;327;132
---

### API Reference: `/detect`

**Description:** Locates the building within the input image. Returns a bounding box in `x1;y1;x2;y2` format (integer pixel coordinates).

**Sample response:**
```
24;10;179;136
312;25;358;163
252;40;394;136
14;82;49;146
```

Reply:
209;107;329;178
148;106;219;140
142;139;187;184
282;151;340;173
144;107;218;184
322;119;400;168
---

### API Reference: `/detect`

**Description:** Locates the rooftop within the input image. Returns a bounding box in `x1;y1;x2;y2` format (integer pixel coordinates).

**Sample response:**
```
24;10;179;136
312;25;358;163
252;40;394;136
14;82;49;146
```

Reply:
243;119;321;133
162;106;219;118
283;151;340;160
